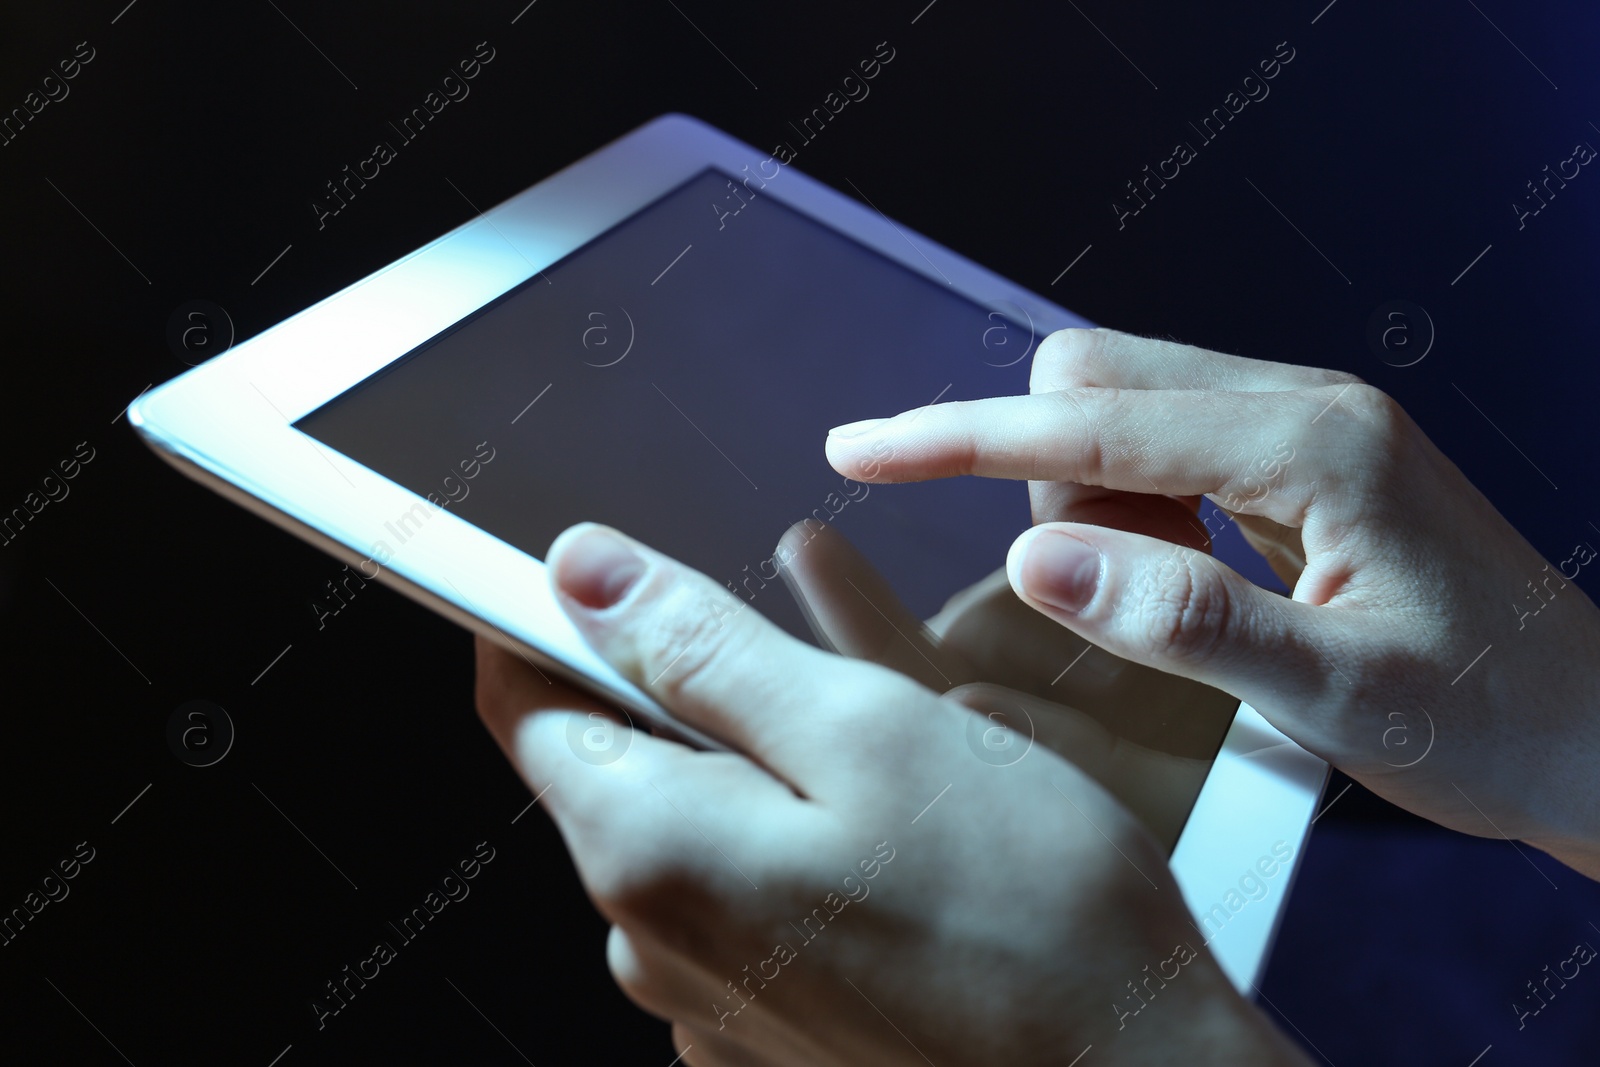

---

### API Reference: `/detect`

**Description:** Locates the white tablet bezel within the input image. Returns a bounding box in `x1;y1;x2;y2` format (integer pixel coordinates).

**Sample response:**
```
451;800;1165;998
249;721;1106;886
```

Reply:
128;112;1325;991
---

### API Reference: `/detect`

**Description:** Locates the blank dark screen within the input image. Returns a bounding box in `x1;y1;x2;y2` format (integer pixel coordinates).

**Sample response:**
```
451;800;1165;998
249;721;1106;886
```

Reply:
298;168;1036;637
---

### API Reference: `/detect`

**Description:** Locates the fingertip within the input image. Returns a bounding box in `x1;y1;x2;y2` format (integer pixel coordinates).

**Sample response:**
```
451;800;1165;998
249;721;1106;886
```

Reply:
548;523;649;610
824;411;916;483
822;433;888;483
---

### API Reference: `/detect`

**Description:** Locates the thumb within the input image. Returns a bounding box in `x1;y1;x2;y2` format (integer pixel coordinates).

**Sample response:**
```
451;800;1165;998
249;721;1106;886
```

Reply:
546;522;912;794
1005;523;1346;724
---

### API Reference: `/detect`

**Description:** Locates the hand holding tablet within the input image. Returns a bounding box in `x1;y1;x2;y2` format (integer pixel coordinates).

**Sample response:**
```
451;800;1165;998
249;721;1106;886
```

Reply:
824;326;1600;880
473;524;1311;1067
475;324;1600;1064
129;112;1600;1062
131;116;1323;991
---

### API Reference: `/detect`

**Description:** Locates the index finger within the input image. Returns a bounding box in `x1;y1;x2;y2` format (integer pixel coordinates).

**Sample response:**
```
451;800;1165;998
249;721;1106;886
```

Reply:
1023;327;1333;546
824;387;1327;526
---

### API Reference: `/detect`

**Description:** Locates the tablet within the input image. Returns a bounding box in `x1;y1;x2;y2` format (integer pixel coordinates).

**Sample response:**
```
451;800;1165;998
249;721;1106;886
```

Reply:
128;113;1326;992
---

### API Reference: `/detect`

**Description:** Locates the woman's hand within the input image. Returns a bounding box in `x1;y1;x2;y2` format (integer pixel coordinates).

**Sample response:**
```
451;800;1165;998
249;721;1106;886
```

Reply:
824;326;1600;878
774;521;1222;849
474;523;1308;1066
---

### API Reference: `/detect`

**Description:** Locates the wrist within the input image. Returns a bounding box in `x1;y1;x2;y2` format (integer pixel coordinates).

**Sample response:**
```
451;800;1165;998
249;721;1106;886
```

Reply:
1524;679;1600;878
1480;624;1600;879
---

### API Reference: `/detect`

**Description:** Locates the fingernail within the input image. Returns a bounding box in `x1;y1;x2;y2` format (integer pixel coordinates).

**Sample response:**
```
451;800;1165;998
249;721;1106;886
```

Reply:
827;417;887;439
1021;531;1101;614
555;526;646;609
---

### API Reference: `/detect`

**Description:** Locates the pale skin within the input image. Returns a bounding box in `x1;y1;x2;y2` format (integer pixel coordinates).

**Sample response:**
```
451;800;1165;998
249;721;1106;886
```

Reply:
475;326;1600;1063
474;527;1305;1066
824;326;1600;877
773;521;1226;850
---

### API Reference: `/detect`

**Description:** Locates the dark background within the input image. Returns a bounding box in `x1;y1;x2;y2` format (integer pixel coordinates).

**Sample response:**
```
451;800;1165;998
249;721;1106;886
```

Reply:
2;1;1598;1063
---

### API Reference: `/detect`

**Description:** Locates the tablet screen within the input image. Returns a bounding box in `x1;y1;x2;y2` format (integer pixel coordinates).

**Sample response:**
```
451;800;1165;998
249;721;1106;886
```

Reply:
296;168;1236;849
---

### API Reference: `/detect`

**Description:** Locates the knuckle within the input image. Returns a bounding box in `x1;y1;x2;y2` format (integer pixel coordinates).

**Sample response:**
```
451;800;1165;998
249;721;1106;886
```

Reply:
587;846;699;926
587;859;651;919
605;927;650;992
1337;383;1410;451
1045;387;1107;482
1032;326;1104;389
1137;554;1231;664
635;579;756;706
605;927;680;1021
946;433;982;479
1301;383;1411;487
1346;382;1405;427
